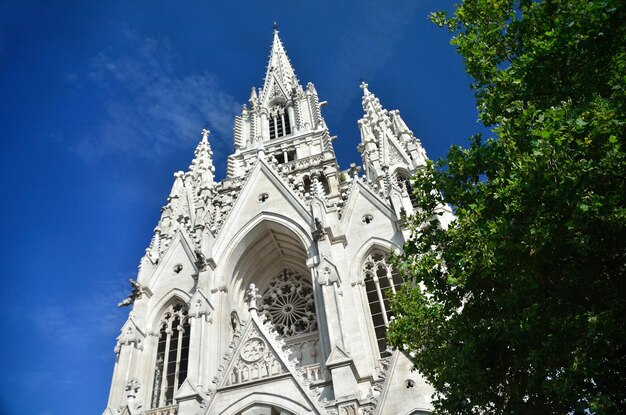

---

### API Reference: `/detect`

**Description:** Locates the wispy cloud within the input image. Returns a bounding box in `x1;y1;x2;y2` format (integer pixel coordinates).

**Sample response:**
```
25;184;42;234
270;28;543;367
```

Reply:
317;2;423;115
2;277;129;402
70;31;239;162
30;277;129;354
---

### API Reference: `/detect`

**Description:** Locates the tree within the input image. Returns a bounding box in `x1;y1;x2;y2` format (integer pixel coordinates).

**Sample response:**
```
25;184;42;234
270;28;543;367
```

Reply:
387;1;626;413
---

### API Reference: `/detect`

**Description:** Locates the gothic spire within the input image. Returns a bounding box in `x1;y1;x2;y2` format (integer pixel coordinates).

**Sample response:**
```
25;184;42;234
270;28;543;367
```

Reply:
258;28;302;104
188;128;215;190
360;81;388;124
358;82;429;189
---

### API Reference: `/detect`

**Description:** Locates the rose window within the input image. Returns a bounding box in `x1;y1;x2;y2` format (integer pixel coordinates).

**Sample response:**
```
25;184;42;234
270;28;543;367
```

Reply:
260;268;317;336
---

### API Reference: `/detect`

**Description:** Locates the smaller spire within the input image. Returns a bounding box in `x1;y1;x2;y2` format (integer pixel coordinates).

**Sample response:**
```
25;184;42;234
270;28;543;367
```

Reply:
189;128;215;189
360;82;387;122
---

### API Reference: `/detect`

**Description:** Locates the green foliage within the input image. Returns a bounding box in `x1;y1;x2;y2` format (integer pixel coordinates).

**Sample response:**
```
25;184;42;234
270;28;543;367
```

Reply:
388;1;626;413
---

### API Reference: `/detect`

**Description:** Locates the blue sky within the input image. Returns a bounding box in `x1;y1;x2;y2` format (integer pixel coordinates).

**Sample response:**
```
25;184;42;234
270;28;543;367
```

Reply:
0;1;489;414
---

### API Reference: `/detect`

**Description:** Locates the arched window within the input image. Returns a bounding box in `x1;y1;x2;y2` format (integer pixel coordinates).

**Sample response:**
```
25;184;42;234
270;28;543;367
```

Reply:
363;250;403;357
319;174;331;196
269;105;291;140
302;176;312;195
151;301;191;408
396;174;417;206
260;268;317;337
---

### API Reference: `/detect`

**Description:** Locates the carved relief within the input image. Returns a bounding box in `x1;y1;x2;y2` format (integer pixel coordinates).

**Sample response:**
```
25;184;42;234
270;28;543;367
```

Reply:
387;141;406;166
223;328;285;387
241;338;266;362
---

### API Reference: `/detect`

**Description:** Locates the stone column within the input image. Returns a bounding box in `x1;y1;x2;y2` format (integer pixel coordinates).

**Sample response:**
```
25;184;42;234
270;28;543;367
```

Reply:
260;109;269;141
287;103;296;133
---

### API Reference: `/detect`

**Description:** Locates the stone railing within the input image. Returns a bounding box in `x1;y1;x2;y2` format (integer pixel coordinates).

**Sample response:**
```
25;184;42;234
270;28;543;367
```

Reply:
303;363;323;382
142;405;178;415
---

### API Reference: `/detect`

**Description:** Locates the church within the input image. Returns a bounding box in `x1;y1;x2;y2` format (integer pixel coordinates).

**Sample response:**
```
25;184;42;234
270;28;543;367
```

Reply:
104;29;452;415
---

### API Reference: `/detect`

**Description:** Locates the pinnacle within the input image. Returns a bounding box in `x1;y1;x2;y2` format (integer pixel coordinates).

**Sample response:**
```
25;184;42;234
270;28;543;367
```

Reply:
360;81;370;94
360;82;387;122
189;128;215;182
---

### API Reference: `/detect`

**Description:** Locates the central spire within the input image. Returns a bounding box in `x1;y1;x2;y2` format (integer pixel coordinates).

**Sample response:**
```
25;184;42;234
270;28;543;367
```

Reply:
258;28;302;105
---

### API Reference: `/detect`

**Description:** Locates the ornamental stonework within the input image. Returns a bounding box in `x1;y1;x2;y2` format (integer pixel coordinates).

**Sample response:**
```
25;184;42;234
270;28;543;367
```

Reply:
241;338;266;362
260;268;317;337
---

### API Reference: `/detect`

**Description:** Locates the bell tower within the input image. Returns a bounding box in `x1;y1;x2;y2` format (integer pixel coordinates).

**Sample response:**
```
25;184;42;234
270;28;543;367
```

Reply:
228;28;341;205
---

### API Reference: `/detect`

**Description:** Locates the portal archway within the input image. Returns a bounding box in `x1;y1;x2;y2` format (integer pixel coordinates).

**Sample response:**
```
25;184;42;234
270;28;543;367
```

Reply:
226;219;323;377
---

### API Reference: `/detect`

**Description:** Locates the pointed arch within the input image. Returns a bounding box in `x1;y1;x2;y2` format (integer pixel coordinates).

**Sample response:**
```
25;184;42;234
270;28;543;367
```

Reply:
392;167;417;205
147;295;192;409
351;237;402;284
219;391;311;415
146;289;192;334
215;212;315;288
352;238;404;358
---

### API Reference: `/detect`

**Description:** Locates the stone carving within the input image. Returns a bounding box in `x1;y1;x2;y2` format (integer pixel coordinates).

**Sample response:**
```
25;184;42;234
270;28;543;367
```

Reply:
246;283;261;310
387;142;405;165
222;327;285;387
125;377;141;394
124;377;142;415
241;338;266;362
312;217;326;240
118;279;151;307
260;268;317;336
318;266;338;286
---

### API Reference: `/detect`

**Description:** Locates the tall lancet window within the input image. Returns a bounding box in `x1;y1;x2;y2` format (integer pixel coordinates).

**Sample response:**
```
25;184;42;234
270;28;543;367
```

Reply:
269;104;291;140
363;250;403;357
151;302;191;408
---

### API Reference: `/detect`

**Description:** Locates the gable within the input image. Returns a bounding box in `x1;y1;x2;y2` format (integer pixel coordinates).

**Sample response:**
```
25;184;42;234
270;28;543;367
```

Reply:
207;312;326;415
383;134;412;168
148;230;199;294
261;74;289;107
214;160;312;256
339;181;398;237
375;352;433;415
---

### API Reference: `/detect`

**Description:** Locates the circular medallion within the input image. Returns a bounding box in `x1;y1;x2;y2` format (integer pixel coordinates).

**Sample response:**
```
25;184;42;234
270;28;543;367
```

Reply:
241;338;266;362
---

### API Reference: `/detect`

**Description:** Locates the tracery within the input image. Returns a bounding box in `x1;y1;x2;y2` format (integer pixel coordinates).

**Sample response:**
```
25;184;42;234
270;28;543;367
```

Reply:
260;268;317;337
151;301;190;408
362;250;403;356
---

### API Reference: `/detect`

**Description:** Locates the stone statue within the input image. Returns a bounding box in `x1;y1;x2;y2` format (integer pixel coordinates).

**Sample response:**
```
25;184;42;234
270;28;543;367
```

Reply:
117;279;145;307
245;283;260;311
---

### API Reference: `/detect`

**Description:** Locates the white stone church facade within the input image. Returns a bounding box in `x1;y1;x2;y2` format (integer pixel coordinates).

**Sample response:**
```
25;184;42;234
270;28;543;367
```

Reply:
104;30;450;415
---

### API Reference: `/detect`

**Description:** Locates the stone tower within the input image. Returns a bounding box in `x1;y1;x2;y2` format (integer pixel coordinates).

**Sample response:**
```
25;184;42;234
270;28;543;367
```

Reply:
104;29;449;415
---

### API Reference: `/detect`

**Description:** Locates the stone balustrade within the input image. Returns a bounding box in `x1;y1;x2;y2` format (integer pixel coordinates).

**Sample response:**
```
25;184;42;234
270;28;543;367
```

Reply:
142;404;178;415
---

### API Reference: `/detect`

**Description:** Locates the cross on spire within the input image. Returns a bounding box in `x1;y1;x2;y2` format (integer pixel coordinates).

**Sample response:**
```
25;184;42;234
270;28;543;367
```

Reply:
201;127;210;142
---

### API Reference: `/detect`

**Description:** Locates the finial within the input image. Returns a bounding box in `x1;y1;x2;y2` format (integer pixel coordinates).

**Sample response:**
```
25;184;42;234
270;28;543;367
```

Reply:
273;21;279;33
249;87;257;106
360;81;369;92
201;127;210;142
